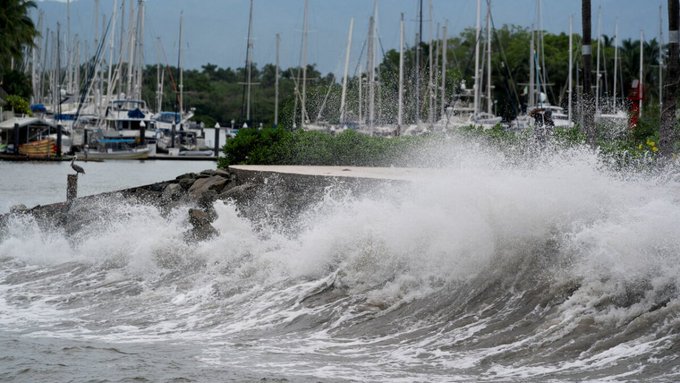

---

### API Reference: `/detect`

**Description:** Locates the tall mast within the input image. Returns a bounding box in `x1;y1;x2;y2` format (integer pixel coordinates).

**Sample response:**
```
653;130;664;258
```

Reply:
486;0;492;114
415;0;423;122
136;0;145;100
94;0;100;100
568;15;573;123
156;42;163;113
106;0;118;104
398;13;404;128
66;0;72;94
639;30;644;118
339;18;354;124
31;12;44;104
275;33;280;126
659;4;663;112
367;2;377;130
529;22;535;107
473;0;481;117
613;20;618;109
116;0;126;98
56;24;61;115
440;22;447;118
179;11;184;116
245;0;253;121
595;6;601;112
126;0;136;98
301;0;309;129
427;0;434;126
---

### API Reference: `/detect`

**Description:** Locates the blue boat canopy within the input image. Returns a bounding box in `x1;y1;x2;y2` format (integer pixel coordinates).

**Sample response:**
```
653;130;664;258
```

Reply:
98;138;136;144
127;108;145;119
30;104;46;112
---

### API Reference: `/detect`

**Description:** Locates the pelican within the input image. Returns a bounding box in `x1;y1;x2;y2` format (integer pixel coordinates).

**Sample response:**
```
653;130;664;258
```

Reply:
70;155;85;175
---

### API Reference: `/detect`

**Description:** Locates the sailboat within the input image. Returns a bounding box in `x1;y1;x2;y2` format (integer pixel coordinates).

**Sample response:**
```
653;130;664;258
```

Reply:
85;0;153;159
511;0;572;130
152;12;209;155
438;0;501;131
594;17;628;134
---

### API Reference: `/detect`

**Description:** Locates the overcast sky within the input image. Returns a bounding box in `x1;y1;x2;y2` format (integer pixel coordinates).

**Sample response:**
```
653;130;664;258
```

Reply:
36;0;666;76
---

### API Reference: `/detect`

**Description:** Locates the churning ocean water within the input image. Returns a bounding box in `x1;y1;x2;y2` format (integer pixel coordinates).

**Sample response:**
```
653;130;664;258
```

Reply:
1;143;680;382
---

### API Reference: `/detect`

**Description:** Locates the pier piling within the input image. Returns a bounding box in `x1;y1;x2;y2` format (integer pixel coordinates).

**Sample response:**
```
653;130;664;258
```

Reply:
56;125;63;157
67;174;78;202
214;125;220;157
13;123;19;154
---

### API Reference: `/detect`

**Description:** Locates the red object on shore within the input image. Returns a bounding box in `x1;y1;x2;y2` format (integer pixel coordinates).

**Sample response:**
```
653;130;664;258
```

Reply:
627;79;643;129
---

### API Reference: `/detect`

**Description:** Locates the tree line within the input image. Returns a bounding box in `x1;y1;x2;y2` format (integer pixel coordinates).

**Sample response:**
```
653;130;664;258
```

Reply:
139;23;665;130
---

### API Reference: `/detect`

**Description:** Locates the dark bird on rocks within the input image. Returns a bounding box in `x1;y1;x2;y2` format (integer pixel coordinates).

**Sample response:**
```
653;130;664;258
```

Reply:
71;155;85;175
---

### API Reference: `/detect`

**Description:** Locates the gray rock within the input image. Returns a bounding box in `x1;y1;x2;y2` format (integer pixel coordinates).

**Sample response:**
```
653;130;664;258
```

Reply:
188;176;229;199
218;182;257;201
179;177;196;190
176;172;198;180
185;208;218;241
162;183;183;201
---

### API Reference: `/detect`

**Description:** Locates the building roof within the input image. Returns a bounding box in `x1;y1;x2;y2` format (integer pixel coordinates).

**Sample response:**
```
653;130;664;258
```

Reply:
0;117;55;130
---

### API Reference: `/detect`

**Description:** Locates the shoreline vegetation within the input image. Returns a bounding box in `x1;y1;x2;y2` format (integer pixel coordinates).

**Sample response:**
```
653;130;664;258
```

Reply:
219;120;669;171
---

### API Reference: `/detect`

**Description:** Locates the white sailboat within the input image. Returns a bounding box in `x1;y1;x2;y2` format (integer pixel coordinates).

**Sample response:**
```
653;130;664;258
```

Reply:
511;0;572;130
437;0;500;131
594;19;628;134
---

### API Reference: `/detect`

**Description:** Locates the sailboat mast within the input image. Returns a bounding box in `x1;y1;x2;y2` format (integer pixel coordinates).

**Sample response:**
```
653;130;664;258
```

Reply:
398;13;404;128
126;1;135;98
301;0;309;129
595;6;601;112
473;0;481;117
179;11;184;117
340;18;354;124
659;4;663;112
246;0;254;121
106;0;118;105
568;15;573;123
529;23;535;108
613;21;618;109
275;33;280;127
639;30;644;118
67;0;72;94
156;53;162;113
427;0;434;126
440;22;447;118
415;0;422;122
486;0;492;115
367;6;376;130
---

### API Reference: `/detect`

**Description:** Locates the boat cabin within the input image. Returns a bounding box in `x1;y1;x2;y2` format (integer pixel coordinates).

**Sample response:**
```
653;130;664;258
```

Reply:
0;117;61;157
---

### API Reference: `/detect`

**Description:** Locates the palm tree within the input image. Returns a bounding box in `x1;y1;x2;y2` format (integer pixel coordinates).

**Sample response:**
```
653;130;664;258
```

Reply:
660;0;679;156
0;0;38;73
582;0;594;145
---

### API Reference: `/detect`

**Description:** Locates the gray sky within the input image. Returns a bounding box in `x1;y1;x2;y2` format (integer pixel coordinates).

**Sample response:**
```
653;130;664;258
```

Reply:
36;0;666;76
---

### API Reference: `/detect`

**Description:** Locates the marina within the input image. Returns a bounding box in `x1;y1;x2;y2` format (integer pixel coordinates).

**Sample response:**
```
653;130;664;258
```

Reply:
1;0;680;382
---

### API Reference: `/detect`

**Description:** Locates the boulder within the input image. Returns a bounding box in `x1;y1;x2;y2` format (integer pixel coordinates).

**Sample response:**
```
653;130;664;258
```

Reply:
185;208;218;241
178;177;196;190
188;176;229;199
217;182;257;201
162;183;184;201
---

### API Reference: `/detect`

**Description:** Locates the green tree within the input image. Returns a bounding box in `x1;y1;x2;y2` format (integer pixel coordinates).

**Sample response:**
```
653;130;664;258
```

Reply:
0;0;38;73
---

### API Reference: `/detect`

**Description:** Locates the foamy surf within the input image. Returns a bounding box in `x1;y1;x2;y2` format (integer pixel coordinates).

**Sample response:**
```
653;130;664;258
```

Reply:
1;142;680;382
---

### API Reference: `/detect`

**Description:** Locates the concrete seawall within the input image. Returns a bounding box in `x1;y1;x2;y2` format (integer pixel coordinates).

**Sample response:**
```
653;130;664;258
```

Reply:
1;166;413;241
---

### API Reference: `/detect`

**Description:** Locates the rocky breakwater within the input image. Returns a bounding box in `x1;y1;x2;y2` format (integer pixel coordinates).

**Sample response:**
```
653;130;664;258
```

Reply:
0;166;403;242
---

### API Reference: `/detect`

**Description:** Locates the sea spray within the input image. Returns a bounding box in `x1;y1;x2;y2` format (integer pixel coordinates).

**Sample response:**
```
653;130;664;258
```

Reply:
1;140;680;381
